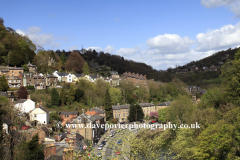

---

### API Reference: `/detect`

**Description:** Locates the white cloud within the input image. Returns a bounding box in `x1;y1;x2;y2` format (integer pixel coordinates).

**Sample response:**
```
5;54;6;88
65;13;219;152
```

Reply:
146;34;195;54
68;46;78;51
116;45;143;56
28;26;41;34
201;0;240;17
195;22;240;51
16;27;62;49
104;45;115;53
16;29;26;36
86;47;103;52
201;0;237;7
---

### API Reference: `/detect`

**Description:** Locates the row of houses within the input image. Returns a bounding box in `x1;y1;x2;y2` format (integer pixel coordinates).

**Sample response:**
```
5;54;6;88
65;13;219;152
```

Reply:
112;102;172;122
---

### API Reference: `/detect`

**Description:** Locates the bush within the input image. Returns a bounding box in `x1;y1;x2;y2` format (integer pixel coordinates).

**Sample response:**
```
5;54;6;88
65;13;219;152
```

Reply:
25;86;35;90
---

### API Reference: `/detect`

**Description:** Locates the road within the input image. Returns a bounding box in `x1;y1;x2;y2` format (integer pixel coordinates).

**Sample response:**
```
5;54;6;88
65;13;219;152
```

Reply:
101;128;139;160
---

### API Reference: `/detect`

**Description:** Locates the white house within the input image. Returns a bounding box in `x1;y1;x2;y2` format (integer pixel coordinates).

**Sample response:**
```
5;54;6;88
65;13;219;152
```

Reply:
52;71;73;83
30;102;49;124
14;95;35;113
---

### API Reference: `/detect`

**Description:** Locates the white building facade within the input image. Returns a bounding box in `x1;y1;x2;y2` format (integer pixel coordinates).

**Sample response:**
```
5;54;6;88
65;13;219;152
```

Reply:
14;95;35;113
30;104;49;124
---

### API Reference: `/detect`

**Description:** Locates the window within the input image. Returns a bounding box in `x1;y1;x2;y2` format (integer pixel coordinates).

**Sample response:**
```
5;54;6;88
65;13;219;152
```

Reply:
34;114;36;117
123;113;125;117
8;80;11;82
119;110;120;113
119;114;120;118
18;80;20;82
127;113;129;116
115;114;117;118
65;115;67;118
124;109;125;112
67;115;69;118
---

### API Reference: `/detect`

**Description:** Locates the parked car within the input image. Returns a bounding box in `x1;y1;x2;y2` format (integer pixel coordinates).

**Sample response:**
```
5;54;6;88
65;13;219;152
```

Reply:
100;141;106;146
151;120;156;123
22;125;30;130
98;145;103;150
117;140;122;145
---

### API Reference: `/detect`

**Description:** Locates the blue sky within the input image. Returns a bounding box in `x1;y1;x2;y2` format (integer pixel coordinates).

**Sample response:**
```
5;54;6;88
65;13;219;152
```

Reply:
1;0;240;70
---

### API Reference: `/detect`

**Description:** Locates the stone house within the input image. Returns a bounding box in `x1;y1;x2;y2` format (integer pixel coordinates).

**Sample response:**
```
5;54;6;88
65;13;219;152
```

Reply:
156;101;172;110
112;104;130;122
0;66;24;77
139;103;155;117
68;112;104;141
27;62;37;74
121;72;147;87
6;75;22;88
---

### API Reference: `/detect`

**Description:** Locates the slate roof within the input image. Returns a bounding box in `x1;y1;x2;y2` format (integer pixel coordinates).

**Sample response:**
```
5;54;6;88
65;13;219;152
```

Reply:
6;76;21;80
56;72;69;77
121;72;146;80
70;114;96;124
139;103;155;107
8;67;24;70
90;107;105;114
92;114;104;121
60;111;79;116
112;104;130;110
157;101;172;106
76;133;84;140
39;106;49;113
16;99;28;104
89;75;98;79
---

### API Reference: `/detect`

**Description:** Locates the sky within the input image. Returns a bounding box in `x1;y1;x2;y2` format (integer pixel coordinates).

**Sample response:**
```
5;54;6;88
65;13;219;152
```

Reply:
1;0;240;70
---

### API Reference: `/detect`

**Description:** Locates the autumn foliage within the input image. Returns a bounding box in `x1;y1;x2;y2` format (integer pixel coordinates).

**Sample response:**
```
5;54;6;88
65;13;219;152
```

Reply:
17;86;28;99
65;52;84;73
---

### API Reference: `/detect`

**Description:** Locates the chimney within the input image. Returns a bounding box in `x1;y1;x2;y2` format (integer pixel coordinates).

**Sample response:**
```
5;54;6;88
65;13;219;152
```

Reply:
39;102;42;106
101;106;103;110
36;103;39;108
14;66;16;68
117;103;119;106
82;109;84;114
93;108;95;111
144;75;146;79
27;95;30;100
128;72;131;75
87;109;89;111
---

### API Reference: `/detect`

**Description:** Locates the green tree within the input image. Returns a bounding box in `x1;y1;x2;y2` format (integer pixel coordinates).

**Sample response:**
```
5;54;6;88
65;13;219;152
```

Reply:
221;49;240;104
109;87;122;105
158;108;167;122
51;88;60;106
0;75;9;91
128;104;144;122
0;96;7;160
75;88;84;102
60;88;67;105
27;133;44;160
104;88;112;121
67;86;75;104
82;62;90;75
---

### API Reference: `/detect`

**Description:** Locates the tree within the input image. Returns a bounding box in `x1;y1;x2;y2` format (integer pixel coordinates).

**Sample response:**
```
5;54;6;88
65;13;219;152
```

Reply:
128;104;144;122
65;52;84;73
51;88;60;106
60;88;67;105
0;96;7;160
17;86;28;99
75;88;84;102
27;133;44;160
67;86;75;104
221;48;240;104
0;75;9;91
82;62;90;75
149;111;158;119
104;88;112;121
158;108;167;122
109;87;122;105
